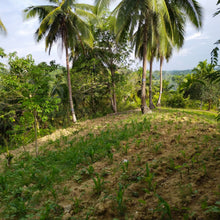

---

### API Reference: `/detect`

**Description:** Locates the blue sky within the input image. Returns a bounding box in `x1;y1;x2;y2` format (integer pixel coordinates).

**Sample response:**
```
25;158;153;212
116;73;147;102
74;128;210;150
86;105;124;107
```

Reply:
0;0;220;71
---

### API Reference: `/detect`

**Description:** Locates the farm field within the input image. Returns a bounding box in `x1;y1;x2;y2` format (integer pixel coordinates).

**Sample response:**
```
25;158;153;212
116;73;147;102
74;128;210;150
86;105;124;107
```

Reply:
0;108;219;219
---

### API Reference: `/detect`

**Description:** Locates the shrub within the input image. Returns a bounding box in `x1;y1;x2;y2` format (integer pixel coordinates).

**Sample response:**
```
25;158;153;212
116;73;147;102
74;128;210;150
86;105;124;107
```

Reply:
166;92;187;108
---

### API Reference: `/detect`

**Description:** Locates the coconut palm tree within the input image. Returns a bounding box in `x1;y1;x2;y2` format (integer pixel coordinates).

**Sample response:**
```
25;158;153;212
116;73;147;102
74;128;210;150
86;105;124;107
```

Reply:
214;0;220;16
0;18;6;34
24;0;94;123
96;0;202;114
156;44;173;107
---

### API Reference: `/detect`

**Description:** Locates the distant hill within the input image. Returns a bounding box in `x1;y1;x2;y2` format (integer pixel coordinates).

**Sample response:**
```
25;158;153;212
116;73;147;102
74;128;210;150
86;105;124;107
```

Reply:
164;69;192;76
153;69;192;80
153;69;192;90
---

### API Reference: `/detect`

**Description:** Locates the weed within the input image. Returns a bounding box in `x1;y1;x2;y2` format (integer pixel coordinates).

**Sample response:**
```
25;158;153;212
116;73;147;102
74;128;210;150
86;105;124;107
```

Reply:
168;158;175;171
202;162;207;176
38;200;63;219
107;151;113;164
121;159;129;173
179;183;197;200
72;197;82;214
116;183;126;216
0;175;7;192
180;150;186;159
144;163;156;192
92;174;105;195
61;135;68;144
54;139;61;148
136;154;142;165
62;186;70;195
147;135;152;148
123;144;129;155
203;135;210;147
135;139;141;149
205;201;220;214
6;151;14;167
155;194;172;220
86;165;94;176
168;120;174;125
87;148;95;163
175;134;181;144
152;142;162;154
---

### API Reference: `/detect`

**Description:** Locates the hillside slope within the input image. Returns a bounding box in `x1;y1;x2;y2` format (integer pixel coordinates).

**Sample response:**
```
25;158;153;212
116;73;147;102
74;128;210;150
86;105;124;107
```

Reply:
0;108;219;220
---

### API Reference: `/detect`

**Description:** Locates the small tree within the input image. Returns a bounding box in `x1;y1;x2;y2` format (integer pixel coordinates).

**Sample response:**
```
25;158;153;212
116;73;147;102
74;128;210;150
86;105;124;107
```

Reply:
0;53;59;155
24;0;94;123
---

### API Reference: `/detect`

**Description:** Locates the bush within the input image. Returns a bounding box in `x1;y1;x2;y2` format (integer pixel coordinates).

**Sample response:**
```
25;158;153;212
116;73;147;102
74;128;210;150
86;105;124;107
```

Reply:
185;99;201;109
166;92;187;108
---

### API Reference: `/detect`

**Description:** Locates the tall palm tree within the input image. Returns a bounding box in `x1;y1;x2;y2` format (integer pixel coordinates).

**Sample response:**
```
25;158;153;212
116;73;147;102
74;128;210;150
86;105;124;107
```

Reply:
156;43;173;107
214;0;220;16
96;0;202;114
0;17;6;34
24;0;94;123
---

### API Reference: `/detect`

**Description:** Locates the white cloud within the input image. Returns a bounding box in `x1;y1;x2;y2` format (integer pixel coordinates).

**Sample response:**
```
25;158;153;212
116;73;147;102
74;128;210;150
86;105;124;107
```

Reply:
186;32;209;41
174;48;191;57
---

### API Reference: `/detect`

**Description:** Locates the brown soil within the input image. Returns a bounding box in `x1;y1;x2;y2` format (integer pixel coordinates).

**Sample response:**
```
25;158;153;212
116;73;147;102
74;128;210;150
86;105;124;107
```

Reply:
1;109;220;220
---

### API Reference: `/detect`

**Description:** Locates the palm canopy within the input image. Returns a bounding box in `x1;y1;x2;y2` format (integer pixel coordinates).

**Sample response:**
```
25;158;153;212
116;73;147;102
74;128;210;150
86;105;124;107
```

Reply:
24;0;96;123
95;0;202;49
24;0;94;54
0;18;7;35
213;0;220;17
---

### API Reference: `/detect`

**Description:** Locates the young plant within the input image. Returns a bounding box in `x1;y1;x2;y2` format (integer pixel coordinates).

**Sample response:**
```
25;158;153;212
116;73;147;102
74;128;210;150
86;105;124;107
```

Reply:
6;151;14;167
72;197;81;214
116;183;126;216
144;163;156;192
155;194;172;220
175;134;181;144
152;142;162;154
147;135;152;148
121;160;129;173
122;144;129;155
92;174;105;195
205;201;220;214
86;165;94;177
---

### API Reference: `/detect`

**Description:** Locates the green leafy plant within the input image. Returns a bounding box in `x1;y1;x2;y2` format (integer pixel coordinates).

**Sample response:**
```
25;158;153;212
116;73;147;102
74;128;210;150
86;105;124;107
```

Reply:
152;142;162;154
122;144;129;155
116;183;126;216
144;163;156;192
155;194;172;220
72;197;82;214
205;201;220;214
86;165;94;176
92;174;105;195
121;160;129;173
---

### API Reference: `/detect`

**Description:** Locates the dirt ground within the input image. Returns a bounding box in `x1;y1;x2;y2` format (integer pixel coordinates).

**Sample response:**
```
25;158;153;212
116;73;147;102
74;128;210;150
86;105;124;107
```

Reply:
1;109;219;219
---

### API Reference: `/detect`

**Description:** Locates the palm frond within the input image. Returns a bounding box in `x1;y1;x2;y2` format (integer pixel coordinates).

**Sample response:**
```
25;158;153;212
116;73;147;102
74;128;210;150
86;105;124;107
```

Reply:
0;18;7;35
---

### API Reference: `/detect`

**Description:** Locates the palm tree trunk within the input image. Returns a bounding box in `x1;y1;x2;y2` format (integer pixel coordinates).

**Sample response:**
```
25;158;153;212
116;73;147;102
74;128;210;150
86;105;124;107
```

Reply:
208;100;211;111
111;68;117;113
34;109;38;156
149;57;155;109
157;56;164;107
65;42;77;123
141;28;150;114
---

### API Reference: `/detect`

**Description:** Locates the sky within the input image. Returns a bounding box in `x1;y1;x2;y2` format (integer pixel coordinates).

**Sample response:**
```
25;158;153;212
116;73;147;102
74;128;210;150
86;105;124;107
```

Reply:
0;0;220;71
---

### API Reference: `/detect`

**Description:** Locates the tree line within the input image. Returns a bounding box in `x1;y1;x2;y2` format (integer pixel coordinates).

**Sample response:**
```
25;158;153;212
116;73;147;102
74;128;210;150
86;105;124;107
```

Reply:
0;0;220;151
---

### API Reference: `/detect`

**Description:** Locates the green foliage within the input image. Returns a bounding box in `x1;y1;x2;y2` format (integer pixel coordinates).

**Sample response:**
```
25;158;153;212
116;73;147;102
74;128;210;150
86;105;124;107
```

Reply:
205;201;220;214
166;92;187;108
155;194;172;220
0;53;60;150
144;163;156;192
116;183;126;216
92;173;105;195
0;116;151;218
